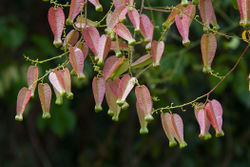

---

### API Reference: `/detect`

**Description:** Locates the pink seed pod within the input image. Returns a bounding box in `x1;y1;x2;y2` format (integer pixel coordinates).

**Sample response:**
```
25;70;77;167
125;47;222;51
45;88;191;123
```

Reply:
175;3;196;46
97;35;111;65
61;68;73;99
27;66;38;98
103;56;125;80
76;41;89;60
82;26;100;59
201;33;217;72
114;23;136;46
135;85;154;121
140;14;154;44
151;40;165;68
15;87;32;121
48;7;65;47
198;0;213;28
113;0;128;8
66;0;85;25
205;99;224;137
92;77;106;112
106;5;126;31
63;30;79;48
162;4;183;29
210;9;219;30
119;8;128;22
131;54;152;69
161;113;177;147
53;86;63;105
237;0;250;27
69;45;86;80
194;104;211;140
169;113;187;148
38;83;52;119
128;8;140;32
136;102;149;134
75;16;99;29
49;70;66;97
117;74;137;106
88;0;103;12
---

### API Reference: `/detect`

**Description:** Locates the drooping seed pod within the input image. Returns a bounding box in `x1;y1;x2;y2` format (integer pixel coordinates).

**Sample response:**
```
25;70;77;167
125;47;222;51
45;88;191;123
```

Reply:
161;113;177;147
181;0;189;7
119;8;128;22
110;37;128;57
113;0;128;8
135;85;154;121
128;8;140;32
194;103;212;140
162;4;183;29
27;66;38;98
63;30;80;48
88;0;103;12
205;99;224;137
49;70;66;97
140;14;154;44
48;7;65;47
38;83;52;119
66;0;84;25
198;0;214;30
151;40;165;67
114;23;136;46
201;33;217;72
69;45;86;80
236;0;250;27
75;15;99;29
136;102;149;134
61;68;73;99
77;41;89;60
53;86;63;105
210;9;219;30
175;3;196;46
117;74;137;106
15;87;32;121
97;35;111;65
82;26;100;59
92;77;106;112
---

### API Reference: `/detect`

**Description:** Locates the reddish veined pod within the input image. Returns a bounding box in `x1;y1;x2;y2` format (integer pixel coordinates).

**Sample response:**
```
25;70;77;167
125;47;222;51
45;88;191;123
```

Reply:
38;83;52;119
92;77;106;112
69;45;86;80
162;4;183;29
198;0;213;28
205;99;224;137
103;56;126;80
114;23;136;46
110;37;128;57
236;0;250;27
97;35;111;66
49;70;66;97
131;54;152;69
128;8;140;33
27;65;38;98
66;0;84;25
136;102;149;134
200;33;217;72
140;14;154;44
151;40;165;68
53;86;63;105
76;41;89;60
15;87;32;121
63;30;80;48
61;68;73;99
113;0;128;8
161;113;177;147
135;85;154;121
88;0;103;12
48;7;65;47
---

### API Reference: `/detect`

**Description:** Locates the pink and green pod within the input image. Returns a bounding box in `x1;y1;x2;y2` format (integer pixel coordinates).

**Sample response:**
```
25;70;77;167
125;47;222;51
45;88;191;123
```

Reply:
88;0;103;12
92;77;106;112
128;8;140;33
97;35;111;66
236;0;250;27
136;102;149;134
63;30;79;48
38;83;52;119
27;65;38;98
140;14;154;44
114;23;136;46
66;0;84;25
151;40;165;68
161;112;177;147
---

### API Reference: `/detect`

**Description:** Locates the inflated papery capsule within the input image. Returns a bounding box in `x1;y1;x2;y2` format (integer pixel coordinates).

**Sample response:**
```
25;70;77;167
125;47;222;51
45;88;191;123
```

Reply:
111;38;128;57
69;45;85;79
49;70;66;97
82;26;100;59
63;30;79;48
66;0;84;25
135;85;154;121
161;113;177;147
53;86;63;105
103;56;126;80
77;41;89;60
151;40;165;67
114;23;136;46
117;74;137;106
61;68;73;99
113;0;128;8
136;102;149;134
175;3;196;46
92;77;106;112
38;83;52;119
140;14;154;44
199;0;213;27
15;87;32;121
75;16;99;29
162;4;183;29
205;99;224;137
128;8;140;32
97;35;111;65
48;7;65;47
194;104;211;140
27;66;38;97
201;33;217;72
131;54;152;69
237;0;250;27
106;5;126;33
88;0;103;12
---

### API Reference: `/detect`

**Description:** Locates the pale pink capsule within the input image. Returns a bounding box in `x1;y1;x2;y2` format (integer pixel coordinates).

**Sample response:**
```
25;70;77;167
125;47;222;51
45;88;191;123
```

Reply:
48;7;65;47
103;56;125;80
135;85;153;121
128;8;140;32
151;40;165;67
113;0;128;8
61;68;73;99
92;77;106;112
106;5;126;30
137;102;149;134
27;66;38;98
82;26;100;59
66;0;85;25
63;30;79;48
77;41;89;60
201;33;217;72
161;113;177;147
119;8;128;22
53;86;63;105
15;87;32;121
131;54;152;69
114;23;136;46
140;14;154;43
49;70;65;97
88;0;103;12
97;35;111;65
198;0;213;27
117;74;137;106
110;38;128;52
205;99;224;137
162;4;183;29
38;83;52;119
237;0;249;27
69;45;85;79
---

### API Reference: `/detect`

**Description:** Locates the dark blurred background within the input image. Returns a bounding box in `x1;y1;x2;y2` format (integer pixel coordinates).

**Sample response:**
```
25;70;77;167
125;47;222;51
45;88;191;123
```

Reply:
0;0;249;167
